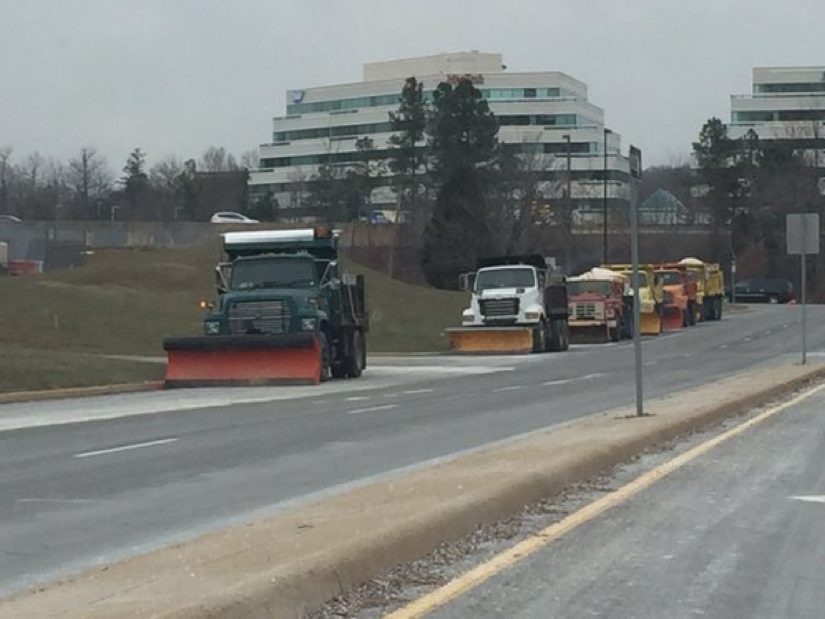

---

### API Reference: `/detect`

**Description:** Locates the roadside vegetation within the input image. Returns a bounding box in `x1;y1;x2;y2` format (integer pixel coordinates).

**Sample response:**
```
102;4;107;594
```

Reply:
0;244;466;392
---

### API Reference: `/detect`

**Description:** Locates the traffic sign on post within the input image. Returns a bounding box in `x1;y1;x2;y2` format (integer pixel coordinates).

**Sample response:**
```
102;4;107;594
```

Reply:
786;213;820;365
629;145;644;416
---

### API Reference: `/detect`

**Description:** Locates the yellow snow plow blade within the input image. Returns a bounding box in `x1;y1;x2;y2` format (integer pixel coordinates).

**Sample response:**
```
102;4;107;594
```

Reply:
639;312;662;336
446;327;534;354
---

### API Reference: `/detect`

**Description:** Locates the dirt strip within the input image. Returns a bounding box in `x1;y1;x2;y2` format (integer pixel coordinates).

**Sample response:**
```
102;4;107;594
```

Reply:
2;362;822;619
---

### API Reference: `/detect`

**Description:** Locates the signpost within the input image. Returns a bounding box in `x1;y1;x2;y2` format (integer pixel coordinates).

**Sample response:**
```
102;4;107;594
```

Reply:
629;146;644;416
786;213;820;365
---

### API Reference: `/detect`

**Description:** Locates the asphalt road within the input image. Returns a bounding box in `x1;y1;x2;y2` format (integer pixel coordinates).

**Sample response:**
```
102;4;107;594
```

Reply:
428;377;825;619
0;305;823;595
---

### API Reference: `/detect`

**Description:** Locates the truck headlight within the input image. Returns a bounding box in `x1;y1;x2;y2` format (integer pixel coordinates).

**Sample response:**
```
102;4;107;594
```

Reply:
301;318;317;331
205;321;220;335
524;311;541;321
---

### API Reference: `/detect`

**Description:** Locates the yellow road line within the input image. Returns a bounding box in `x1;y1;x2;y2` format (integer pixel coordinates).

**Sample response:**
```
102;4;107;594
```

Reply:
384;382;825;619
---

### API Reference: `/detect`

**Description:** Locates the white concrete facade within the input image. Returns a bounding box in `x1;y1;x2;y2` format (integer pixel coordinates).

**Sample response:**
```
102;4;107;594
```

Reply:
729;66;825;167
248;52;631;216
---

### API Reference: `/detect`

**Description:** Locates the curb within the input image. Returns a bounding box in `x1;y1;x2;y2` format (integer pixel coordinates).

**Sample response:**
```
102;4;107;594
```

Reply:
2;363;823;618
0;381;161;405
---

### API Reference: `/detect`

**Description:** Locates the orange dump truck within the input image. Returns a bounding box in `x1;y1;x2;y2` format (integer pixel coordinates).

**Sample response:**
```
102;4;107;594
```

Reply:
679;258;725;321
655;264;698;330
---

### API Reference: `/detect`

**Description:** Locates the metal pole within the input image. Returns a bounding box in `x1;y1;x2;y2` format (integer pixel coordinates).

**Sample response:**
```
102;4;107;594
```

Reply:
564;134;572;213
603;129;609;263
630;178;644;416
802;253;807;365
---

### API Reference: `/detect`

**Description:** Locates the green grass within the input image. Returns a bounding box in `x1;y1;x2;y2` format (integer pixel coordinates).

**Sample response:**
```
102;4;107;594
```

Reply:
0;244;467;392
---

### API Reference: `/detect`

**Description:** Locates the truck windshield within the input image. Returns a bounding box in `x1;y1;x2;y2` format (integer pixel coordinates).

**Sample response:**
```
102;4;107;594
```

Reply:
656;271;682;285
568;281;612;296
230;258;317;290
622;272;649;289
475;268;535;291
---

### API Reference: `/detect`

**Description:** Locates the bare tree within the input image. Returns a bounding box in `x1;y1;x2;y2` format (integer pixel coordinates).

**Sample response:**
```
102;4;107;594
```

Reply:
199;146;240;172
67;147;112;218
0;147;12;214
150;155;184;220
240;149;259;170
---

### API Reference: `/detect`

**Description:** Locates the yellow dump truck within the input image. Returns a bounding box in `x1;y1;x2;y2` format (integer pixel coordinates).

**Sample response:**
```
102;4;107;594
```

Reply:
602;264;664;336
678;258;725;321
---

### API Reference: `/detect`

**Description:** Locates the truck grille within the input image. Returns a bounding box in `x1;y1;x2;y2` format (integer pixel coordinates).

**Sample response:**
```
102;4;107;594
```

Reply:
480;298;519;318
573;303;604;320
228;300;291;335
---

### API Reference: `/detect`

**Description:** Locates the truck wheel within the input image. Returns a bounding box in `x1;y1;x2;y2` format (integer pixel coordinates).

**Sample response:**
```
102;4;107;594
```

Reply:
344;330;364;378
533;321;547;353
716;298;723;320
561;322;570;351
687;302;696;326
609;325;620;342
318;332;331;382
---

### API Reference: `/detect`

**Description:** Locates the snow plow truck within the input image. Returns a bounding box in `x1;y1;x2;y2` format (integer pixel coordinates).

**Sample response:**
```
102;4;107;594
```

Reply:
163;228;367;386
567;267;632;343
447;255;570;354
602;264;665;336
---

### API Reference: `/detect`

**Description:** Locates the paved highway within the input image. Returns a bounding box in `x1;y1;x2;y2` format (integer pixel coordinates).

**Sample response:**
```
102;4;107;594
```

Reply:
0;305;823;595
427;378;825;619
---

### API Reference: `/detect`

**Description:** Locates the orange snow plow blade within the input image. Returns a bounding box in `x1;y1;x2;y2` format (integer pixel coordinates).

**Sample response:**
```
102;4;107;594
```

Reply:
163;334;321;387
446;327;533;354
661;306;685;331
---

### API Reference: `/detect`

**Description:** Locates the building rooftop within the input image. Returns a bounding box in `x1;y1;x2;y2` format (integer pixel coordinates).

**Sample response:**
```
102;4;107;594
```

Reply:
363;51;504;81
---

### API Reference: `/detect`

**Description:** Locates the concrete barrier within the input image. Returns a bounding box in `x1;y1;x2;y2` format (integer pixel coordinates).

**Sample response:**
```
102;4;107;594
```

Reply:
2;362;823;618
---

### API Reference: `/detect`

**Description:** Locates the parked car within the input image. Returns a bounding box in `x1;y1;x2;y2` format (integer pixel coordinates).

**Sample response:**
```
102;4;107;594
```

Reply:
0;214;23;223
732;278;795;304
209;211;259;224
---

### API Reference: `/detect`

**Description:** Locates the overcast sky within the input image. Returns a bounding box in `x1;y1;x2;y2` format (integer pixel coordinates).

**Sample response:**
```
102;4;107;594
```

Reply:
1;0;823;172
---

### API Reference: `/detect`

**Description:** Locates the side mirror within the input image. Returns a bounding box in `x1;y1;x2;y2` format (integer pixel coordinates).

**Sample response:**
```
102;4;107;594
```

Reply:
215;263;231;294
458;272;476;292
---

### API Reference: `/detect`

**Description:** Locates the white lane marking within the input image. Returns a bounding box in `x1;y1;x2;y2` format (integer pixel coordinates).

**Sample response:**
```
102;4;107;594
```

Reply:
345;396;371;402
493;385;523;392
743;337;753;343
16;497;96;504
347;404;398;415
644;361;657;367
73;437;179;459
542;373;606;387
402;388;434;395
782;324;791;329
789;495;825;504
719;344;729;349
543;378;574;386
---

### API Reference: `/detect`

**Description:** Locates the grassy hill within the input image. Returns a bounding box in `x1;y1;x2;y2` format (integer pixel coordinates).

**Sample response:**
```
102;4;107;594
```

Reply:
0;244;466;392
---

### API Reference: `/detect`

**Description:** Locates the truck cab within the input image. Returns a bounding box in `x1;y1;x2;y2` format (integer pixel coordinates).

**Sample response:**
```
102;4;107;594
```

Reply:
201;228;367;380
461;264;547;327
567;268;630;341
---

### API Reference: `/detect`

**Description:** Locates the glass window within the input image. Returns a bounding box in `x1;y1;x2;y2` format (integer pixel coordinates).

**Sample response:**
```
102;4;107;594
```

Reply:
475;268;536;291
231;258;317;290
524;88;536;98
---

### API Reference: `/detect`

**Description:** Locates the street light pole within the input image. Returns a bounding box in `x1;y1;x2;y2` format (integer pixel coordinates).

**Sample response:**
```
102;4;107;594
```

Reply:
563;133;572;218
603;128;611;264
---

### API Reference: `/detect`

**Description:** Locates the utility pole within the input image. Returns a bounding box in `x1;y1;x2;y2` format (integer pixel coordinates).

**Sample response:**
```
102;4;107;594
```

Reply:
603;128;611;264
563;133;572;222
629;145;644;416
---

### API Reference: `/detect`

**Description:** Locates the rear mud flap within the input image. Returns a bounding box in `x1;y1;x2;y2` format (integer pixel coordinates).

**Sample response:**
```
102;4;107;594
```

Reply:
163;334;321;387
446;327;534;354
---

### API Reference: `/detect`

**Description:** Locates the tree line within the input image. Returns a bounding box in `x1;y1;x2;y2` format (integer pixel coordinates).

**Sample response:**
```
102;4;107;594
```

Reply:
0;145;259;222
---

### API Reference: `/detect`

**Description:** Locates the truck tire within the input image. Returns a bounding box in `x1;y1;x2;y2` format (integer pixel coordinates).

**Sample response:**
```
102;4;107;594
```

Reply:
561;322;570;351
344;329;364;378
533;321;547;353
716;298;723;320
687;302;696;326
319;332;331;382
609;325;620;342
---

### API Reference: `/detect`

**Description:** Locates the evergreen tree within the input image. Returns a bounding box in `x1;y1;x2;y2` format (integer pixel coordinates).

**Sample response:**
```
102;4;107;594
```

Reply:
420;78;500;288
388;77;427;219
